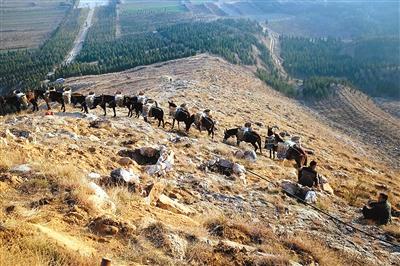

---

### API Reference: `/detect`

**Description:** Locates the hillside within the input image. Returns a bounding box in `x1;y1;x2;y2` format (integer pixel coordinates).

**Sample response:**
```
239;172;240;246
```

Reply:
308;85;400;168
0;55;399;265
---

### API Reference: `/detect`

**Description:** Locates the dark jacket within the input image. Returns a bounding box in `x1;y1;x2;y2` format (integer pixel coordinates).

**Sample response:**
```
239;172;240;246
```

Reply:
298;167;319;188
362;201;392;225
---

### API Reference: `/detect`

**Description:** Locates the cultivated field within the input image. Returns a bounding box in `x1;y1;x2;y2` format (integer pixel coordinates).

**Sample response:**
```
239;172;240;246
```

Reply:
0;0;73;50
121;0;187;14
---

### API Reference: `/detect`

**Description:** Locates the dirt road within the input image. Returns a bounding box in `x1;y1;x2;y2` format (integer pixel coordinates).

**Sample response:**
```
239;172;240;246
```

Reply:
64;7;95;65
261;24;287;78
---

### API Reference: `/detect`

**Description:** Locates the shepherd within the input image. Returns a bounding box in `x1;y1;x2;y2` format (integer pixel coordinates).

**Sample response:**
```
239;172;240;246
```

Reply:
362;193;392;225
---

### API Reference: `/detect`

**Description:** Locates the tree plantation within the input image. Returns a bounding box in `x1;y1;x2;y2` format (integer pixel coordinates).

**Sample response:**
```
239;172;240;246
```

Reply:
280;36;400;99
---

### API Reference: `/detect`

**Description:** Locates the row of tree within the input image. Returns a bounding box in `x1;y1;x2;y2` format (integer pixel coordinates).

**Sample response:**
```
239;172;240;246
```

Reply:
56;15;290;96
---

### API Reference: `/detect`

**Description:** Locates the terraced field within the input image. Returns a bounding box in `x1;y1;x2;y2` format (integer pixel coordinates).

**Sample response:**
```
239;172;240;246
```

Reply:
0;0;73;50
311;86;400;167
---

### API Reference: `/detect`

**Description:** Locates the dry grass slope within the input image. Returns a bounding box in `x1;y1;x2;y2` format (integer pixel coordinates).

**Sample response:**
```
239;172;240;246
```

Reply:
0;54;399;265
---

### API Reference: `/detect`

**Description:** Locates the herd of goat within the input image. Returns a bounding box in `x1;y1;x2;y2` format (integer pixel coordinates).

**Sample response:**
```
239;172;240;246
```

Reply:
0;87;309;168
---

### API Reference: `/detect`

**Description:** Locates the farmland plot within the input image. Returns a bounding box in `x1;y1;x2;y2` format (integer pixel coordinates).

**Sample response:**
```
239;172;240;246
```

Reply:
0;0;73;50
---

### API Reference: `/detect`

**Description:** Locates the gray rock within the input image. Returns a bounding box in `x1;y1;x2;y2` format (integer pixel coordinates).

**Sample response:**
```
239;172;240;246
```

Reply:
10;128;31;138
244;150;257;162
232;163;246;175
234;150;245;159
57;129;79;140
11;164;32;174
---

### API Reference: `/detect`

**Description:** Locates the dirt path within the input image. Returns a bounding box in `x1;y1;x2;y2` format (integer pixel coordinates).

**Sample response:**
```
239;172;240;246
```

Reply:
115;2;122;38
64;7;95;65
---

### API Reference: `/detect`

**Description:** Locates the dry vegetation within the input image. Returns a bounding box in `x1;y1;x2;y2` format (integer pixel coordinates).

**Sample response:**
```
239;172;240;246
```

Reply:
0;54;399;265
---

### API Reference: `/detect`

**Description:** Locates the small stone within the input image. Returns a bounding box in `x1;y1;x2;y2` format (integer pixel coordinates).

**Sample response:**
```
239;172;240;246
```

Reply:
157;194;196;215
27;136;36;143
89;119;112;129
57;129;78;140
88;172;101;179
10;128;31;138
89;216;135;237
5;205;15;213
118;157;134;166
234;150;245;159
67;211;85;221
44;132;57;138
68;144;80;151
244;150;257;162
11;164;31;174
167;233;188;260
88;135;100;142
232;163;246;175
144;182;166;205
87;182;116;214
